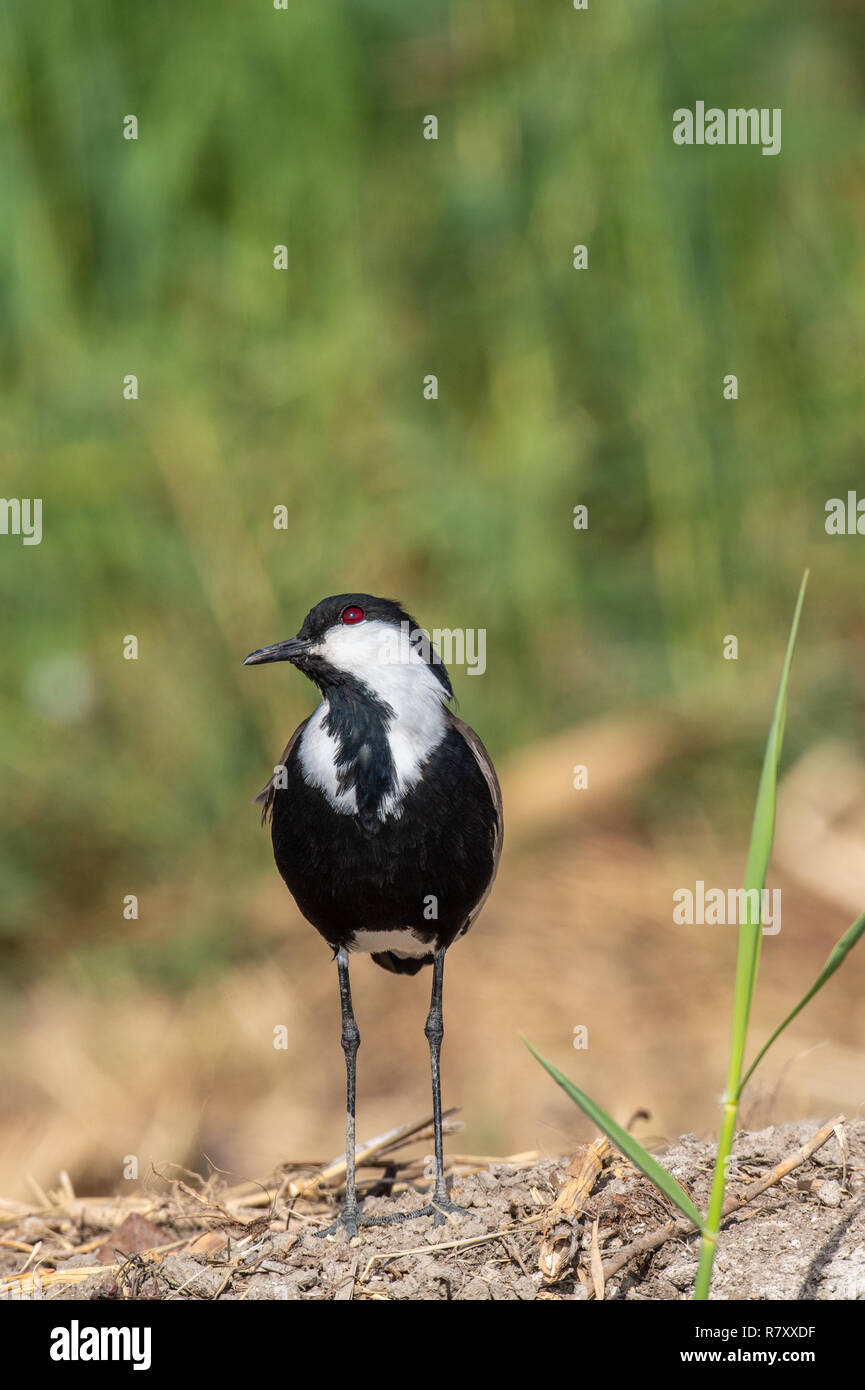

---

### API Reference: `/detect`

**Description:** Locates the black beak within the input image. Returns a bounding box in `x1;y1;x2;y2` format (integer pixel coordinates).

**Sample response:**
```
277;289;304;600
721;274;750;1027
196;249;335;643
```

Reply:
243;637;309;667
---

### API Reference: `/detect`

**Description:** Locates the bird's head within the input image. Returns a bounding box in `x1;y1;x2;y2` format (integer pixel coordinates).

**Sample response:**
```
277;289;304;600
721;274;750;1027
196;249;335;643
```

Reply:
243;594;454;704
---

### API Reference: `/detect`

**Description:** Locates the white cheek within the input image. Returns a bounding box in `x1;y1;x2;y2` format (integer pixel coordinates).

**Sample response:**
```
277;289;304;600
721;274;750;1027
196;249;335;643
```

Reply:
315;621;447;731
311;620;409;686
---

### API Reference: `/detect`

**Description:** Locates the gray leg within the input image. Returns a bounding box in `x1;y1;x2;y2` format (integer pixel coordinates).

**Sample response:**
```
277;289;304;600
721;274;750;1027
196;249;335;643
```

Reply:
315;947;361;1239
424;949;466;1220
425;948;448;1204
364;947;466;1229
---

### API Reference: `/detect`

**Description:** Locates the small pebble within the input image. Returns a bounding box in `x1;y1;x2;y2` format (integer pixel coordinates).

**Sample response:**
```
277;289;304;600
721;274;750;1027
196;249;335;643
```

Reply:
818;1179;843;1209
458;1277;490;1301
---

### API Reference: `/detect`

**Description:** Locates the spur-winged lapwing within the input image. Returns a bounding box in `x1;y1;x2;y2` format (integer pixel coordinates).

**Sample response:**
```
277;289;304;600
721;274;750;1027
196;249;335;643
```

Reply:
244;594;502;1237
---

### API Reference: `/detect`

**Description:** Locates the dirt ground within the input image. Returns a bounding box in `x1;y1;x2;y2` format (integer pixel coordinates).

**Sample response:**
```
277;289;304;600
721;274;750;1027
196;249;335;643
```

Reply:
2;1117;862;1301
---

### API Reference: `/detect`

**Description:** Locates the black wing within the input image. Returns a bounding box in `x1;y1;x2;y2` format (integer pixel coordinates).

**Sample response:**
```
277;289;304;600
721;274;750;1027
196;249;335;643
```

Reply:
253;717;310;826
448;712;503;930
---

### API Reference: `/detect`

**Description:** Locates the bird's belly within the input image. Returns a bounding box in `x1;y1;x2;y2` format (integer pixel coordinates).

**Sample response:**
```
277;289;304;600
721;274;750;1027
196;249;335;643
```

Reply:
270;732;496;949
348;928;433;958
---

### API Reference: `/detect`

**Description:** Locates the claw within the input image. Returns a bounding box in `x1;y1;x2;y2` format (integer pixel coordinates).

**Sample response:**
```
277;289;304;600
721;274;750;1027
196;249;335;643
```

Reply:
430;1196;470;1228
314;1207;360;1241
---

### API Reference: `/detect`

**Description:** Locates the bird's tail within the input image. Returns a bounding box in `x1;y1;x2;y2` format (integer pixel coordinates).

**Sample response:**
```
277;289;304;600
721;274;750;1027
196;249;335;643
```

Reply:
371;951;434;976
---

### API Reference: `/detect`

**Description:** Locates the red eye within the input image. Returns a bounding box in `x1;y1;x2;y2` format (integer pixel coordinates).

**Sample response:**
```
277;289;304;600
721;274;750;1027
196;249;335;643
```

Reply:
341;606;364;625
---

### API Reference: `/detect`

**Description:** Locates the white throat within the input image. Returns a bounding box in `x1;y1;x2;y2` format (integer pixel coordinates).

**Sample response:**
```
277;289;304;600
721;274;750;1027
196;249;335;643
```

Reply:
297;619;450;818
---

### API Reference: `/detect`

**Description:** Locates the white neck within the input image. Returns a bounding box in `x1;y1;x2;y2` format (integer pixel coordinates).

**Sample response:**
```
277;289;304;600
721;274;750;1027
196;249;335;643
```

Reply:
298;619;450;818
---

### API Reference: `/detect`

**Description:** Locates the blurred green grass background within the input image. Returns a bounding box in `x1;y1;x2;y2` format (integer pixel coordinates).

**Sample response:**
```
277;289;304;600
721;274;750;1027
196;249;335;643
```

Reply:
1;0;865;1186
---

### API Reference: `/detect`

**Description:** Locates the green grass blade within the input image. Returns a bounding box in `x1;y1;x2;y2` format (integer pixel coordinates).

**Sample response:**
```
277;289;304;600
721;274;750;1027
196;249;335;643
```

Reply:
695;570;809;1300
740;908;865;1094
730;569;809;1079
523;1039;704;1231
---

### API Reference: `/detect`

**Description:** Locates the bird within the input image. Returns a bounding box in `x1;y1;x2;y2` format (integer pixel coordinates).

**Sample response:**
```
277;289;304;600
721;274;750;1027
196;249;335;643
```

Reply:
244;593;502;1238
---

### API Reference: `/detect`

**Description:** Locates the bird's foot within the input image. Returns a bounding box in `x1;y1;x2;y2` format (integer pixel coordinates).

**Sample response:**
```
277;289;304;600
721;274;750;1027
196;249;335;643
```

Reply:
362;1191;468;1230
429;1193;470;1229
313;1204;361;1241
